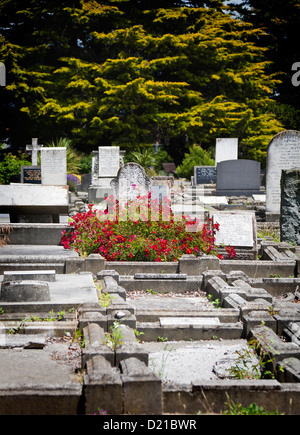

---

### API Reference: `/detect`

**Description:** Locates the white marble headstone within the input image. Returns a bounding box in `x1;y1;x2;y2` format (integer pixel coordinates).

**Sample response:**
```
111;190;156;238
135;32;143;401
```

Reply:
213;212;255;247
41;147;67;185
215;138;238;165
98;146;120;177
266;130;300;213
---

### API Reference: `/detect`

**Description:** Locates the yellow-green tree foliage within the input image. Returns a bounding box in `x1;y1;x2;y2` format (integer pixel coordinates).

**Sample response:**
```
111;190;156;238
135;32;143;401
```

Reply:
0;0;283;165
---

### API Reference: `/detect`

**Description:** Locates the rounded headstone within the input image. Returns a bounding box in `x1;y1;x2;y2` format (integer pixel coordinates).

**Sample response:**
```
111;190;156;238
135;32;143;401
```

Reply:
266;130;300;213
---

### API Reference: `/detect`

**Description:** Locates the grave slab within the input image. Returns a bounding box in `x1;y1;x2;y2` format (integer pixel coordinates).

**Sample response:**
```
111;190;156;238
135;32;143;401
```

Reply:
0;273;98;311
159;317;220;327
252;194;266;202
3;270;56;282
0;346;82;415
199;196;228;205
0;184;69;223
0;334;46;349
134;273;187;280
0;280;51;302
213;212;256;247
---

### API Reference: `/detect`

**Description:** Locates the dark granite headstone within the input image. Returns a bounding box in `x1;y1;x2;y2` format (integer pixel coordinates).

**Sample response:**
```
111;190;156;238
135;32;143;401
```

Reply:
21;166;42;184
280;168;300;245
77;173;91;192
216;159;261;196
194;166;216;184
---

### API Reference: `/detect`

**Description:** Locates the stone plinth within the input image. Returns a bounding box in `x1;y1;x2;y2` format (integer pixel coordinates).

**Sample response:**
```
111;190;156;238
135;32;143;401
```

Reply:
0;184;69;223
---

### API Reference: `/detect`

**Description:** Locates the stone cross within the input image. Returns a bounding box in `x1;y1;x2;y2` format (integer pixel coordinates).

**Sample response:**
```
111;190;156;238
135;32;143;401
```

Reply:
26;138;43;166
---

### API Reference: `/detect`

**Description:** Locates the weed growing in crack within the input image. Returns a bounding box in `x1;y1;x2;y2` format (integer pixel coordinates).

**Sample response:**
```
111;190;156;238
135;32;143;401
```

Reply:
104;321;124;351
150;343;175;379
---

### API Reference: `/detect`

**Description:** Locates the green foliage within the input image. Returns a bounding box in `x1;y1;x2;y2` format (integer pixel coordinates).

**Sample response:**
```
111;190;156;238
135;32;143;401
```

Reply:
125;147;174;175
126;148;154;170
77;153;93;174
228;337;284;380
223;399;282;415
152;149;173;173
266;101;300;131
0;0;284;165
176;144;214;179
0;152;31;184
104;321;124;351
98;292;114;308
230;0;300;117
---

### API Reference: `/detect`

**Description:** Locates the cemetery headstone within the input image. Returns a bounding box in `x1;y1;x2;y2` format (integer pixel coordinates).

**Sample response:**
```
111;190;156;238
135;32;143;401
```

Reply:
21;166;41;184
89;146;120;203
216;159;262;196
215;138;238;165
76;173;91;192
194;166;217;184
280;168;300;245
41;147;67;185
213;211;257;259
0;62;6;86
0;213;9;223
120;150;126;165
151;176;174;189
98;146;120;177
111;163;151;203
159;317;220;327
266;130;300;215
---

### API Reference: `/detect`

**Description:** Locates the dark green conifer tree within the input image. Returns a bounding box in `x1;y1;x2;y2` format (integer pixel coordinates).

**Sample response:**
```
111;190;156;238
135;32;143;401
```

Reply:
0;0;283;165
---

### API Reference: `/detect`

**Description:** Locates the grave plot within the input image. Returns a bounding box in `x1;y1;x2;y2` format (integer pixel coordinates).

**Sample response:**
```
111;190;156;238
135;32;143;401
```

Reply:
94;263;300;415
0;250;300;414
0;270;99;415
